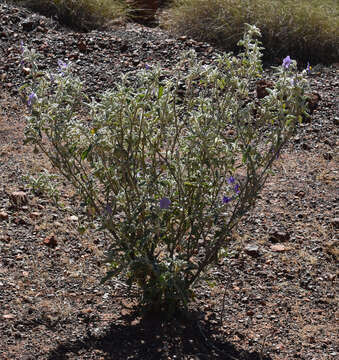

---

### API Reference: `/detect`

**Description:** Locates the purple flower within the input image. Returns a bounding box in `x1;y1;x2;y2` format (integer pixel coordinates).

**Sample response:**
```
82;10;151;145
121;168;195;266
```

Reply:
271;147;280;159
104;204;112;215
306;62;311;74
282;56;291;69
57;59;68;75
234;184;240;194
159;197;171;209
145;64;150;70
20;41;24;54
222;196;231;204
228;176;235;184
27;92;37;107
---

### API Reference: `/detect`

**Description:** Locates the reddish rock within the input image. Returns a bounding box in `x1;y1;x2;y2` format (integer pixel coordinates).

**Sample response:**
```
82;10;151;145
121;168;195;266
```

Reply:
14;217;27;225
29;211;41;219
43;234;57;248
331;218;339;229
305;92;321;114
256;79;274;99
302;92;321;123
0;211;9;220
270;244;288;252
77;40;87;53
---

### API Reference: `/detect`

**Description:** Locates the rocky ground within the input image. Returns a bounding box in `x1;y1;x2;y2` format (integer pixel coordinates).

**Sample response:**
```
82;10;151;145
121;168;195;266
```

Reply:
0;2;338;359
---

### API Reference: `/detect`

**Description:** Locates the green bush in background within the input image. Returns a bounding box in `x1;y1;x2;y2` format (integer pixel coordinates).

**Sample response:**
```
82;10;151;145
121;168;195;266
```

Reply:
165;0;338;64
8;0;128;30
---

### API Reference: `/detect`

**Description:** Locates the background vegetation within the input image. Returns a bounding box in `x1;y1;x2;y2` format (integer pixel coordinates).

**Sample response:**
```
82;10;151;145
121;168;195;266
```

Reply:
8;0;128;30
166;0;339;64
8;0;338;65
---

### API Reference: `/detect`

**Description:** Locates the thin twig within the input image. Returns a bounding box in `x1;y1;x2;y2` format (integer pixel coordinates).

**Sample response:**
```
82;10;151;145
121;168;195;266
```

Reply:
219;286;227;327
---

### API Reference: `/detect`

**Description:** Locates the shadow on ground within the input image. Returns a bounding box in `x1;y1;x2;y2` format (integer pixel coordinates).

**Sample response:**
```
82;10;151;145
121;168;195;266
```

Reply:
48;310;271;360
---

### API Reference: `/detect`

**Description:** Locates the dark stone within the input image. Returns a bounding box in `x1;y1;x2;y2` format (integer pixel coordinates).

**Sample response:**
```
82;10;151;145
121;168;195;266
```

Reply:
244;244;260;257
21;18;39;32
269;231;290;243
323;152;333;160
330;218;339;229
256;79;274;99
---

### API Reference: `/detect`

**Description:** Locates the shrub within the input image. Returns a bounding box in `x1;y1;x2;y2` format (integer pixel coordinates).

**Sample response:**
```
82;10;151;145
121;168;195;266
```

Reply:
21;25;309;315
165;0;339;64
8;0;128;31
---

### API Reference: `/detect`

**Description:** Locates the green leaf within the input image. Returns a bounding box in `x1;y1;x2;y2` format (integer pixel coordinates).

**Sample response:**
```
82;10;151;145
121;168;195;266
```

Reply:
77;226;87;234
206;280;216;288
81;144;92;160
69;144;77;155
158;86;164;99
18;83;30;92
184;181;197;188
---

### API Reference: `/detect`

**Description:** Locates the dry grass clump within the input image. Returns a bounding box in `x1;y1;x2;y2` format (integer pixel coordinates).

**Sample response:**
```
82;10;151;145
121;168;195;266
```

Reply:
8;0;128;31
165;0;339;64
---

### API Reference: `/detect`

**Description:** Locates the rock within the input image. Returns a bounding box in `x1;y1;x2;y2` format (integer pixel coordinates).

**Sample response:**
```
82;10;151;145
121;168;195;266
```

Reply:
43;234;57;248
69;215;78;222
9;191;28;207
0;234;11;243
270;244;288;252
323;152;333;160
14;217;27;225
21;18;39;31
36;25;47;33
256;79;274;99
77;40;87;53
22;67;30;75
330;218;339;229
29;212;41;219
302;92;321;123
81;308;93;314
0;211;9;220
326;273;336;281
269;230;290;243
244;244;260;257
306;92;321;114
301;142;311;150
3;314;15;319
